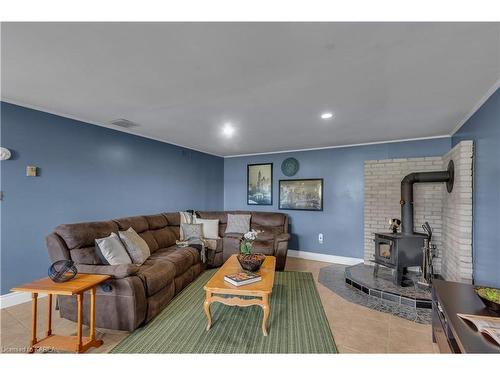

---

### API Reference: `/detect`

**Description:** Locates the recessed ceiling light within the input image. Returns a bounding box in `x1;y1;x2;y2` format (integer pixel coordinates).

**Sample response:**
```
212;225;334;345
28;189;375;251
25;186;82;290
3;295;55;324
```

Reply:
222;123;235;137
320;112;334;120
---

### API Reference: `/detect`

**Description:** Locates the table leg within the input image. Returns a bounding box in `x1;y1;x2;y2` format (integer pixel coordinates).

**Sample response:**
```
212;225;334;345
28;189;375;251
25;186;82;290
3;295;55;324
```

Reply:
29;293;38;353
76;293;83;353
46;294;52;337
90;287;96;341
261;294;270;336
204;291;212;331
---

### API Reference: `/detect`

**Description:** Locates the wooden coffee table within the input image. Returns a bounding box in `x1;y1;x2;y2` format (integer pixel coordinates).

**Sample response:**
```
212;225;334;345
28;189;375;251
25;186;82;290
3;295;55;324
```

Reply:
11;273;110;353
203;255;276;336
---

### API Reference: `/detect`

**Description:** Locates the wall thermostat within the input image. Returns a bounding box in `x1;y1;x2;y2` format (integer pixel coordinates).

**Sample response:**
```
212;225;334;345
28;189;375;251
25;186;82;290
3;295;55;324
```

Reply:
26;165;38;177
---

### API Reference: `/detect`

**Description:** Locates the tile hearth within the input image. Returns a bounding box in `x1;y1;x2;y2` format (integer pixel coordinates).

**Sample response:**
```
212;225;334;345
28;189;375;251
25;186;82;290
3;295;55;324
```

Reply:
345;263;432;309
318;263;432;324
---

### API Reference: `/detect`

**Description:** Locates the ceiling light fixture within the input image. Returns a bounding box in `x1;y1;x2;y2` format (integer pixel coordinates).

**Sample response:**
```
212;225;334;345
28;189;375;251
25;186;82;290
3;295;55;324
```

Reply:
222;123;235;137
320;112;334;120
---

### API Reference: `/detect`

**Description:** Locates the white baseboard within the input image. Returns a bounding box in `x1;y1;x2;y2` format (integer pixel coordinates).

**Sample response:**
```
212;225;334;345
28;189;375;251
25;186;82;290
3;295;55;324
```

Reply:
287;249;364;266
0;291;47;309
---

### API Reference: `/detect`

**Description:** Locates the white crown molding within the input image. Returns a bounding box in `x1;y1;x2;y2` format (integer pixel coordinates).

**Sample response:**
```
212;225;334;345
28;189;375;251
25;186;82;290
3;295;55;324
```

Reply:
450;78;500;136
1;98;225;158
224;135;452;158
0;291;47;309
287;249;363;266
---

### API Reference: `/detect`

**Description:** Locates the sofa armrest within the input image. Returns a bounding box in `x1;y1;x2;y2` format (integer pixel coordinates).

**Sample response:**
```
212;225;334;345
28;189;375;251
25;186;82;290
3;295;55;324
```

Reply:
274;233;290;243
274;233;290;271
76;264;139;279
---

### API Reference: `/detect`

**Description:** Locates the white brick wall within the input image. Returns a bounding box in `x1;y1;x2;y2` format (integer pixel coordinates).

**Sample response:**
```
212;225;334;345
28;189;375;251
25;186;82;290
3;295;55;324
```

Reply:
363;141;473;282
441;141;474;283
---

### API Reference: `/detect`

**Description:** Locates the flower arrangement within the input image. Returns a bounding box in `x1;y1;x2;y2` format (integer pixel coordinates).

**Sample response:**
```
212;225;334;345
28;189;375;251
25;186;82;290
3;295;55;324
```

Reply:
238;229;265;272
240;229;259;255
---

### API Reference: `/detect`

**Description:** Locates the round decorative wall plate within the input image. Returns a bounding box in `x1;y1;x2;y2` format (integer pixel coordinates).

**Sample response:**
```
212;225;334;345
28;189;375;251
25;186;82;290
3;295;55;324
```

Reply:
281;157;299;176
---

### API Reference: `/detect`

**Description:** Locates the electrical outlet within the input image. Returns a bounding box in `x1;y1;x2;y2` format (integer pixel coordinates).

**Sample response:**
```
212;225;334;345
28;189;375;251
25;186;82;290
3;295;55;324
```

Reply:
318;233;324;244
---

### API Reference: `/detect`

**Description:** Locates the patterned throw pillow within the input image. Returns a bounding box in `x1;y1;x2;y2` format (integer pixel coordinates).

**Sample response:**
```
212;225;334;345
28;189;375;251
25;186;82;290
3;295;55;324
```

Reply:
194;218;220;239
95;232;132;265
225;214;251;234
119;227;151;265
180;223;203;240
179;211;193;240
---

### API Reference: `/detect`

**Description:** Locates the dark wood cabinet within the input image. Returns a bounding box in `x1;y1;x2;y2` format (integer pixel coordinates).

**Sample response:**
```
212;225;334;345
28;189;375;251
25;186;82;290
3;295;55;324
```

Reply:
432;279;500;353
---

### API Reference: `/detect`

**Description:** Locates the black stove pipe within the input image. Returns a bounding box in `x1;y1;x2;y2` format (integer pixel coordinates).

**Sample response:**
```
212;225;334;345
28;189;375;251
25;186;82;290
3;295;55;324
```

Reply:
400;160;454;235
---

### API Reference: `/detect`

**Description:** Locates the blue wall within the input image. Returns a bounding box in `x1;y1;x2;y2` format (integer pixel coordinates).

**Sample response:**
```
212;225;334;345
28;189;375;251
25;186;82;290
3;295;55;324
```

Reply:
0;102;224;294
224;138;451;259
452;88;500;288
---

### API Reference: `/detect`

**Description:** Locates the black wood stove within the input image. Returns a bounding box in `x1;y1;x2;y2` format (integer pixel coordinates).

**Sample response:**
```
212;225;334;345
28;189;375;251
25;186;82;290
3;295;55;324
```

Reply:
373;161;454;285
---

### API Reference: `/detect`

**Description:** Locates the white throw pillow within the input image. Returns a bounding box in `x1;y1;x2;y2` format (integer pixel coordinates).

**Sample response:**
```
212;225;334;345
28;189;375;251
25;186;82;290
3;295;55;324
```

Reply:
225;214;251;234
194;218;220;239
119;227;151;265
95;232;132;265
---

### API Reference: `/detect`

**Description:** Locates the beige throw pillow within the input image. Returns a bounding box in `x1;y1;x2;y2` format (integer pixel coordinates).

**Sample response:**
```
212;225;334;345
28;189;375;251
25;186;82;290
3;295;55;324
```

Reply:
194;218;220;239
119;227;150;265
225;214;251;234
95;232;132;265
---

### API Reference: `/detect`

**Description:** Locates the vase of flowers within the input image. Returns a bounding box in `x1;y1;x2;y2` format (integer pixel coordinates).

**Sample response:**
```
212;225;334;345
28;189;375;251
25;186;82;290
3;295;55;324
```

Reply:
237;230;265;272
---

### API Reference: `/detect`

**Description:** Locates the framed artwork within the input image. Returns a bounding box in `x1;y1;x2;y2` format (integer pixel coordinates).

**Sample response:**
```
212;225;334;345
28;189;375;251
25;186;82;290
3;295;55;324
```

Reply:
279;178;323;211
247;163;273;205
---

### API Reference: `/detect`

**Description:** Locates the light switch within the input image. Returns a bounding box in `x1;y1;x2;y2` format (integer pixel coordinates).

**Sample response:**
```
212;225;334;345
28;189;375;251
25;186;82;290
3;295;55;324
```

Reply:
26;165;37;177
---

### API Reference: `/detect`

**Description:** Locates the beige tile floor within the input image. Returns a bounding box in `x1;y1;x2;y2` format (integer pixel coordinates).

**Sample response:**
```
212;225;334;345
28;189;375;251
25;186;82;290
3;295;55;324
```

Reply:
0;257;439;354
285;257;439;354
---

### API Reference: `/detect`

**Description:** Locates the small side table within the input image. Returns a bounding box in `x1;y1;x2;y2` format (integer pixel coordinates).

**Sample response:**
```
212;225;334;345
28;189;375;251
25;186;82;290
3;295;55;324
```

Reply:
11;274;110;353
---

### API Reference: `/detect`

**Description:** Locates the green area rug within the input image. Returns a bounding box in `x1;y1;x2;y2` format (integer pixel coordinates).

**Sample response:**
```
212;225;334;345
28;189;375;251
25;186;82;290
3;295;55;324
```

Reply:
112;270;337;353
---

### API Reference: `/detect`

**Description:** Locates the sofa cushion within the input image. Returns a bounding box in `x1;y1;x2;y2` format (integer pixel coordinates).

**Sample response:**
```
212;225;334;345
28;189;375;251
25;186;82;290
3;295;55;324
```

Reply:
136;260;176;297
251;224;284;240
70;246;102;265
251;239;275;255
139;231;159;253
197;211;227;223
144;214;169;230
55;221;119;250
114;216;149;233
152;228;178;248
251;212;286;227
147;246;200;276
162;212;180;226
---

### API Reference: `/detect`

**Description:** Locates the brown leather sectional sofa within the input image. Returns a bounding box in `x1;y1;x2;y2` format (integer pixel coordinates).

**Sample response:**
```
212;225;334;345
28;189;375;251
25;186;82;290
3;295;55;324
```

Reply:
46;211;290;331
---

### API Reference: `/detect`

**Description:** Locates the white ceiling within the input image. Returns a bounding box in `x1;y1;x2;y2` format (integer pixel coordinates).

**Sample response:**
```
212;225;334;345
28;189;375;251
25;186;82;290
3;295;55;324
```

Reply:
2;22;499;157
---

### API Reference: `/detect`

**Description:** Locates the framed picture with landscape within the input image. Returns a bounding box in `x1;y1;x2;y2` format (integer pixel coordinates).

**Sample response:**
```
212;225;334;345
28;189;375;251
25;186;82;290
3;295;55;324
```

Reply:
247;163;273;205
279;178;323;211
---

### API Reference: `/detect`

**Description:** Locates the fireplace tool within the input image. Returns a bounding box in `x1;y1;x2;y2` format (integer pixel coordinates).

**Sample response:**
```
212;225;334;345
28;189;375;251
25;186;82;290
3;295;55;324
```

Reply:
418;221;436;288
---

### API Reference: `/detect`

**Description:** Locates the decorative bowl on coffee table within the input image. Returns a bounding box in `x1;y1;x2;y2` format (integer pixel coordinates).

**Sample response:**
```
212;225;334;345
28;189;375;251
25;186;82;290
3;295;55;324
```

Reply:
237;253;266;272
474;287;500;312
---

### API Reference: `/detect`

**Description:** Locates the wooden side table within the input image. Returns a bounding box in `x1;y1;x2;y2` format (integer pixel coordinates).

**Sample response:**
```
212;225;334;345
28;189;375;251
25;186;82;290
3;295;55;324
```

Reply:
11;274;110;353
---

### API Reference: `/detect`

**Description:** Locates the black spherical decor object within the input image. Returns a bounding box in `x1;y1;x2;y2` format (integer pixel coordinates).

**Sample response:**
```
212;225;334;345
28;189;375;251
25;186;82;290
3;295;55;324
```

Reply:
48;260;78;283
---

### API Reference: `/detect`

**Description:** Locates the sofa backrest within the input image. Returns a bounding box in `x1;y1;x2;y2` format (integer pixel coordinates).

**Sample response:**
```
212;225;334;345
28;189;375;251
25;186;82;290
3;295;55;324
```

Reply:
51;214;180;265
48;211;288;265
197;211;288;238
